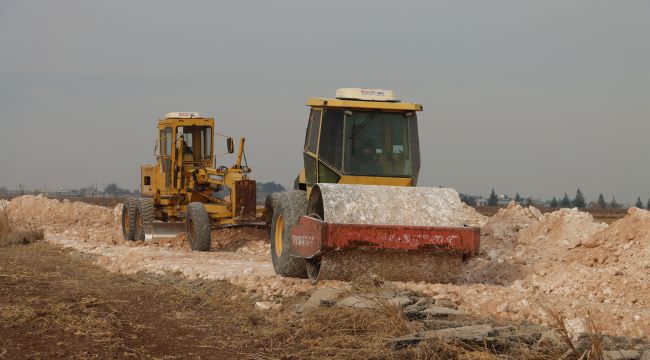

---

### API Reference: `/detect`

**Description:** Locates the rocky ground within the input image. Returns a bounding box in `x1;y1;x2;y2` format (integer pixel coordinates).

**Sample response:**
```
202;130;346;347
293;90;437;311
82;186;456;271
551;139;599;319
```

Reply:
2;195;650;359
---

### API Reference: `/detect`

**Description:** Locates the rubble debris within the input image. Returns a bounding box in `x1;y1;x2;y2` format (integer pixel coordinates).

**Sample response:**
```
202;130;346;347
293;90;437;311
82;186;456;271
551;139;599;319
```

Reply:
518;208;607;253
420;306;463;317
387;324;494;349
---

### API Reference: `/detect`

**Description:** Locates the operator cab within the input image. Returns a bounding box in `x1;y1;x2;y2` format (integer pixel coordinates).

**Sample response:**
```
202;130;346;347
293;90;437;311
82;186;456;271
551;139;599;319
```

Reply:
176;125;212;163
157;112;214;189
301;88;422;191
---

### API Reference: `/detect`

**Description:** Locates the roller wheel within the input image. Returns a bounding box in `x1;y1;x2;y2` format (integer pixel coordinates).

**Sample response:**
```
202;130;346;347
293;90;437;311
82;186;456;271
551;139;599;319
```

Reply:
186;202;211;251
135;198;155;240
121;198;138;241
265;192;281;237
270;191;308;278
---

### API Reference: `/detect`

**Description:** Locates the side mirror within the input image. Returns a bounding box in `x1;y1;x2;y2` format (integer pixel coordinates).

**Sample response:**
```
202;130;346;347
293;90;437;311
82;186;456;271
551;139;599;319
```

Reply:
227;137;235;154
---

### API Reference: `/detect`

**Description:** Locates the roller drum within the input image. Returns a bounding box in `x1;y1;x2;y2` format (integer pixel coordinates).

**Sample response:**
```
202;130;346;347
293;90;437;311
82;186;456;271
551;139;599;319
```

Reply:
310;183;469;227
305;183;473;283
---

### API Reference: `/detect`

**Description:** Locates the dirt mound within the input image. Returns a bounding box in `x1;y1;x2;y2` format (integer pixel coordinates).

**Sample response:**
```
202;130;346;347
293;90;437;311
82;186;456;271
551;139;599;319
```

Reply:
560;208;650;325
581;207;650;251
460;203;488;227
6;195;124;245
157;234;190;250
457;204;650;338
8;195;118;230
211;227;269;257
518;208;607;257
480;201;543;255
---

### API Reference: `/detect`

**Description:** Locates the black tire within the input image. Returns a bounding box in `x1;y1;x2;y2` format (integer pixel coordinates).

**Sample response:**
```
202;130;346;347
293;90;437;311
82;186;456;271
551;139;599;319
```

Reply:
121;198;137;241
186;202;211;251
135;198;155;240
270;191;308;278
265;192;281;237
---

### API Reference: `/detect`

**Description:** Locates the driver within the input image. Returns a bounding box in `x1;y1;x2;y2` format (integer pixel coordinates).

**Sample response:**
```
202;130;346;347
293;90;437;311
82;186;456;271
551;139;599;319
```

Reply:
180;138;194;171
183;143;193;157
351;137;381;173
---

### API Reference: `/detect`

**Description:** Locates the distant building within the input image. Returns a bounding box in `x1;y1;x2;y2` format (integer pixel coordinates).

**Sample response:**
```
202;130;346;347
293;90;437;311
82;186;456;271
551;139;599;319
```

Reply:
474;197;488;206
80;187;100;197
497;194;513;206
54;189;80;197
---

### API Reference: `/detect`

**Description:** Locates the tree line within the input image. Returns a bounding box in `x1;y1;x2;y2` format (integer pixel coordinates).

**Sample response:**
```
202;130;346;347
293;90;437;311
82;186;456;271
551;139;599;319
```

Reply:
460;188;648;210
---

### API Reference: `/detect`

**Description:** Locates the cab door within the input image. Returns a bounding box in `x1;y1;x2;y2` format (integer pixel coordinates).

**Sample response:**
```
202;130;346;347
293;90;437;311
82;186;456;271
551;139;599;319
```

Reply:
303;109;321;194
159;126;173;190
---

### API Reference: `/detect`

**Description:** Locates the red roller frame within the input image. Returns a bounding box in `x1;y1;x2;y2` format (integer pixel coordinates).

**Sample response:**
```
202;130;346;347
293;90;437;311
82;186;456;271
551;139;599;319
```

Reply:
289;216;480;259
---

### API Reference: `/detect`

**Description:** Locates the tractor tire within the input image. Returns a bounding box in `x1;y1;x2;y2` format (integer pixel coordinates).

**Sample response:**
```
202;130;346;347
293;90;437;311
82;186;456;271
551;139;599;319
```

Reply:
265;192;281;236
121;198;138;241
186;202;211;251
270;191;308;278
135;198;155;240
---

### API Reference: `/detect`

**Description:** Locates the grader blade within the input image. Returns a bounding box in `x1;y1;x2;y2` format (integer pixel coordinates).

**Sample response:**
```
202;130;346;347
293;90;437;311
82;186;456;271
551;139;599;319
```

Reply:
143;222;186;242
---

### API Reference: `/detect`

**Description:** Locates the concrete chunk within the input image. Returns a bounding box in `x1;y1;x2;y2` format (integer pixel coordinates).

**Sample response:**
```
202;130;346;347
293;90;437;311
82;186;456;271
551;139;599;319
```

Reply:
420;305;464;317
336;295;379;309
603;350;641;360
387;324;493;349
387;296;413;307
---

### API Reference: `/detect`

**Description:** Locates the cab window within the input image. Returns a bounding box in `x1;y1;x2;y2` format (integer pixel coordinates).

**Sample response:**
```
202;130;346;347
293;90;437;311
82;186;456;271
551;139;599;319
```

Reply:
160;127;173;187
318;109;344;169
343;111;415;177
305;110;321;154
177;126;212;161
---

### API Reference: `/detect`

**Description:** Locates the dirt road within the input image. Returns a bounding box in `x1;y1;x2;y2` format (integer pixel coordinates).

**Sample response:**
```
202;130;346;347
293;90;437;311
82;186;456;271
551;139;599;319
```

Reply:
0;242;268;359
0;241;572;360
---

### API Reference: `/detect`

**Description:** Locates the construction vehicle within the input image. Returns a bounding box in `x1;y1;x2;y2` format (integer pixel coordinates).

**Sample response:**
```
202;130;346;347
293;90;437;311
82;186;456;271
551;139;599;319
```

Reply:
121;112;263;250
266;89;480;282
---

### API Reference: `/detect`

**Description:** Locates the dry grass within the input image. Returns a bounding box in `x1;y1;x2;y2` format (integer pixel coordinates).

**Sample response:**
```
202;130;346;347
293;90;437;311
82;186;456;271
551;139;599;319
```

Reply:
0;203;44;246
544;306;614;360
248;277;561;360
258;297;413;358
546;305;577;354
585;313;605;360
0;205;12;242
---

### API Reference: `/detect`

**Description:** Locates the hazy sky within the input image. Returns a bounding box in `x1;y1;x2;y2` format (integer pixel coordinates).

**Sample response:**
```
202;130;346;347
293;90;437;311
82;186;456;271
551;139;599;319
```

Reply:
1;1;649;204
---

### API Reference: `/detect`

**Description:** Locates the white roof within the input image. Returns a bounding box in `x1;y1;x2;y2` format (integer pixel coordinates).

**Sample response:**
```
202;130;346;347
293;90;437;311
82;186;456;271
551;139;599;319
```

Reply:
335;88;396;102
164;112;201;119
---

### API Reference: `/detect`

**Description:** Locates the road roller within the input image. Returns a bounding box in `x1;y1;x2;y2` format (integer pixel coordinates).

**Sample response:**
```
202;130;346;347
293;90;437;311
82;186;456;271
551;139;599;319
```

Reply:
266;88;480;282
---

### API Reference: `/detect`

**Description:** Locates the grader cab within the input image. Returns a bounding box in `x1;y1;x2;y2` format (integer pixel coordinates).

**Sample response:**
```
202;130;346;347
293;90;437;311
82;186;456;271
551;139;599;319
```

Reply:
121;112;263;251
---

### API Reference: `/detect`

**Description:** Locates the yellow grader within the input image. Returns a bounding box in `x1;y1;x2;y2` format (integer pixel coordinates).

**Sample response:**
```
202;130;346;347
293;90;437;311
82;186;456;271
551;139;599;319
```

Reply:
266;89;480;283
121;112;263;250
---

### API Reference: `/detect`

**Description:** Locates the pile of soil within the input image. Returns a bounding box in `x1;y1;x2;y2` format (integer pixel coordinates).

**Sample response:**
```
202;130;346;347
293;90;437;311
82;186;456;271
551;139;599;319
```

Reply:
451;202;649;337
518;208;607;256
461;203;489;227
7;195;123;245
213;227;269;256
